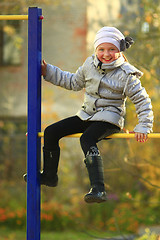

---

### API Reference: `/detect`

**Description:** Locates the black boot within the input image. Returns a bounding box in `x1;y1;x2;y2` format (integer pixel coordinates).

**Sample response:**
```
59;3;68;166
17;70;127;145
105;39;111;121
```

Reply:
84;148;107;203
23;146;60;187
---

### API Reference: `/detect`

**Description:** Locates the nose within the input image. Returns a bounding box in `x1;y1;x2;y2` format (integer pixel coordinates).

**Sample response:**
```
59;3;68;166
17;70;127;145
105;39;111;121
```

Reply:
104;50;110;57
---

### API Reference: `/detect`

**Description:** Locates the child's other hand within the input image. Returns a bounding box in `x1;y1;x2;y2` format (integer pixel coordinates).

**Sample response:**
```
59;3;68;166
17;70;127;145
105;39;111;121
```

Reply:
135;132;148;142
41;59;47;77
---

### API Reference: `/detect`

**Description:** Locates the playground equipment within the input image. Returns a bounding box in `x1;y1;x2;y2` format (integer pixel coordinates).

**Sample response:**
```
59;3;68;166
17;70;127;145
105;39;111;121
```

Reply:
0;15;28;20
0;6;160;240
27;7;42;240
38;132;160;138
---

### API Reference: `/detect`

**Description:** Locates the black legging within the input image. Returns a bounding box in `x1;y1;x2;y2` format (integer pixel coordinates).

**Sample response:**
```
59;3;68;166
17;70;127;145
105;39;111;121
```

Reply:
44;116;120;156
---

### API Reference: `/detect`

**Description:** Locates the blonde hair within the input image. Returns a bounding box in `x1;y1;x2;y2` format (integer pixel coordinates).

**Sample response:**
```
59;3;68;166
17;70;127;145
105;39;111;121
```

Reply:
122;53;128;62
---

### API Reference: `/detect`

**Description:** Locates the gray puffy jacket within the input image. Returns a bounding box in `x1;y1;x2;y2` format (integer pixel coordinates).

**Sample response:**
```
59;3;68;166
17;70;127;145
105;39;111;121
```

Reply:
45;55;153;134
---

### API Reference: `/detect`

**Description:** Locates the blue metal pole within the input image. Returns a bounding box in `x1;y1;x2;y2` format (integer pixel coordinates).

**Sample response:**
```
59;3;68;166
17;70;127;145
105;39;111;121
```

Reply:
27;7;42;240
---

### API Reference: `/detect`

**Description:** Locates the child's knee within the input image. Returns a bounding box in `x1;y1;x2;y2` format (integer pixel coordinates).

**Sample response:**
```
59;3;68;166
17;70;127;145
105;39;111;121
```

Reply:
44;124;56;138
44;125;50;137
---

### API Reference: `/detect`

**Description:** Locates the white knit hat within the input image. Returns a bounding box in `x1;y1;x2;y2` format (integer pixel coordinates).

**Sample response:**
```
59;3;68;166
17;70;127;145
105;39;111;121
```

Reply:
94;26;125;51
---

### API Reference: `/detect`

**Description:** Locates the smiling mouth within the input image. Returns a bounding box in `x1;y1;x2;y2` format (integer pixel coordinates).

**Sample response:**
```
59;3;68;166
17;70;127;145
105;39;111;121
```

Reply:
103;58;112;62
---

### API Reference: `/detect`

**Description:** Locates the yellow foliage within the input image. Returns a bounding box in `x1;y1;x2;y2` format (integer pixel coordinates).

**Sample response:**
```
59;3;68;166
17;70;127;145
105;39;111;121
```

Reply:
145;43;154;52
4;25;16;36
145;14;152;23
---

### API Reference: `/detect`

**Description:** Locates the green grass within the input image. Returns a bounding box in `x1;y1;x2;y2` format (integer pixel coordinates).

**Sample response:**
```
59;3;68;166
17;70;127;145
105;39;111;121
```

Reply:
0;228;117;240
0;228;25;240
41;231;94;240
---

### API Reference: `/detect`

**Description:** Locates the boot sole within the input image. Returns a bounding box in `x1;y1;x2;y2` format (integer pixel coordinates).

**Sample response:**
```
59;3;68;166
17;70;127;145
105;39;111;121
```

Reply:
43;181;58;187
84;195;107;203
23;174;58;187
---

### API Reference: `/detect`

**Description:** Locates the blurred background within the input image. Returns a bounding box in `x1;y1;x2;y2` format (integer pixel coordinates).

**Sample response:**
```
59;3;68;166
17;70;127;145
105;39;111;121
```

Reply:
0;0;160;239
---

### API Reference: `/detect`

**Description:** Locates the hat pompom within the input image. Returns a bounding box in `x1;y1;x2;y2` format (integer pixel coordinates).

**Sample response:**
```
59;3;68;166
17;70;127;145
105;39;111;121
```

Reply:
120;36;134;51
125;36;134;48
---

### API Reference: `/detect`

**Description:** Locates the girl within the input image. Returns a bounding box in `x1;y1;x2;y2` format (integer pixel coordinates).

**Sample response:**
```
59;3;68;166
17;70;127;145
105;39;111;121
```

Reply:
25;27;154;203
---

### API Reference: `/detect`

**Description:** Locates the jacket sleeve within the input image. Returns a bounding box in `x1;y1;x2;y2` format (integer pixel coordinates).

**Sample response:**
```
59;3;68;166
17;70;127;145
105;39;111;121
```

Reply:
125;74;154;134
44;64;85;91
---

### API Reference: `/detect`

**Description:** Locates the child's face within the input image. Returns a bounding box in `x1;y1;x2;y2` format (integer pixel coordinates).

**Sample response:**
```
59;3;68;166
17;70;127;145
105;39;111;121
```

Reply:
96;42;120;64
